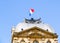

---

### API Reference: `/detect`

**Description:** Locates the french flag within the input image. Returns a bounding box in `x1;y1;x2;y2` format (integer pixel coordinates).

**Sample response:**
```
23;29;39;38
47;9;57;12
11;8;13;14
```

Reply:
29;8;35;16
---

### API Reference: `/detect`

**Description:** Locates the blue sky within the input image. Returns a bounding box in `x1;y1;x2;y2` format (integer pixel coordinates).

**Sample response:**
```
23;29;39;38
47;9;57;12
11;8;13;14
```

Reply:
0;0;60;43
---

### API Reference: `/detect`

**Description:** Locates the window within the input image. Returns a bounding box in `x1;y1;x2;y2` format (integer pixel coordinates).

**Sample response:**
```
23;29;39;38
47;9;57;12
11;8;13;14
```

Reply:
33;40;39;43
20;40;25;43
47;40;51;43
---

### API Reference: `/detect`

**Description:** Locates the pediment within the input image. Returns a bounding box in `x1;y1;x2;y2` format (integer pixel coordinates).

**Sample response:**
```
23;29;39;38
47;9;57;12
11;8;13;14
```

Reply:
13;27;58;38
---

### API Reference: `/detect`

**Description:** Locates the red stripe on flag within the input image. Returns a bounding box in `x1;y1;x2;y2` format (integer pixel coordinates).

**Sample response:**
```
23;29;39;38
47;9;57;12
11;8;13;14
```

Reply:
31;9;34;12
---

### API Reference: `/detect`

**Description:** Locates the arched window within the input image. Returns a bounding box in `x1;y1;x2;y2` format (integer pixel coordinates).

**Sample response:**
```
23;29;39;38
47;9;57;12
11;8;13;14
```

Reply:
20;39;25;43
47;40;51;43
33;40;39;43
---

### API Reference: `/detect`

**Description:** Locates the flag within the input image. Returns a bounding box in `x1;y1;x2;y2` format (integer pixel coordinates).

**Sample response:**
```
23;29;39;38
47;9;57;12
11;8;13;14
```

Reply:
29;8;35;16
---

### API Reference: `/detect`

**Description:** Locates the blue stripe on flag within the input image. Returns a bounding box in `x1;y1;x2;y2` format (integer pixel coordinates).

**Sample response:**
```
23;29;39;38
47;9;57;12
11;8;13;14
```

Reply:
29;13;31;16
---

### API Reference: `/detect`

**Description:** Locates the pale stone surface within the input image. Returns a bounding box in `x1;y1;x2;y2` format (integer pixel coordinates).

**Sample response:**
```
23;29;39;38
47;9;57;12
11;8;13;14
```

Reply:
14;22;54;33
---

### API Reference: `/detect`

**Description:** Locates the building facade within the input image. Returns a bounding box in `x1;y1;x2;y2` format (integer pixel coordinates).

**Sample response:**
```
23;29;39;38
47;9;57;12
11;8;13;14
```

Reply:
11;18;58;43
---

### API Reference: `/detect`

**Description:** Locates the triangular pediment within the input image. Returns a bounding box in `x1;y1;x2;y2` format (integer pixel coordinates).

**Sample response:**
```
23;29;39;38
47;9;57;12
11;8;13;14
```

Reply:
13;27;58;38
